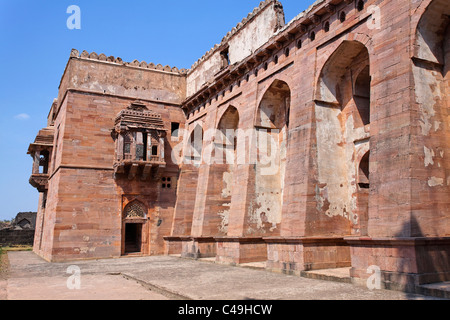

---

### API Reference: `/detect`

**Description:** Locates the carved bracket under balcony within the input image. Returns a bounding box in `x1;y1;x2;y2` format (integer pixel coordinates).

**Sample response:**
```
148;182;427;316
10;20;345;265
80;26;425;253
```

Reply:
113;101;167;181
29;174;49;193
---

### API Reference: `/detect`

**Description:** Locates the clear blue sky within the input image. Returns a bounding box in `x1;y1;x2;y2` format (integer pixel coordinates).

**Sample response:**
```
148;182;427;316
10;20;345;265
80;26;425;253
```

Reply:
0;0;311;221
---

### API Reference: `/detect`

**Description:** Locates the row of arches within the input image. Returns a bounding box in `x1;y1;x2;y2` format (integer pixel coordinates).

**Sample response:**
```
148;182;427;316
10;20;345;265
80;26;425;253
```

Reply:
183;38;373;238
173;0;448;243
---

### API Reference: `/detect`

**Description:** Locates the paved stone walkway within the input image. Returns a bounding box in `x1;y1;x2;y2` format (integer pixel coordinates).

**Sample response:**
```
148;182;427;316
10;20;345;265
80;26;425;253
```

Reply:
0;251;444;300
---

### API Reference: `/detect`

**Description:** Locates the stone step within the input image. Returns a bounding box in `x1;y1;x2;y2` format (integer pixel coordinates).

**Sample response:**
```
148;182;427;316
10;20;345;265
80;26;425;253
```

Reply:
300;267;352;284
416;281;450;300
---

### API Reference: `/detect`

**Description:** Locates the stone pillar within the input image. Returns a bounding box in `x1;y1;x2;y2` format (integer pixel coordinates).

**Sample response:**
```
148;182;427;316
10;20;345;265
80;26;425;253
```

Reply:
33;149;41;174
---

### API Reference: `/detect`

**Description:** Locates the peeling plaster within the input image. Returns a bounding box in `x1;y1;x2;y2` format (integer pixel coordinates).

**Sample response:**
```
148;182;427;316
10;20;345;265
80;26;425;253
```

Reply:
424;146;435;167
412;65;441;136
218;203;230;234
428;176;444;187
222;171;233;198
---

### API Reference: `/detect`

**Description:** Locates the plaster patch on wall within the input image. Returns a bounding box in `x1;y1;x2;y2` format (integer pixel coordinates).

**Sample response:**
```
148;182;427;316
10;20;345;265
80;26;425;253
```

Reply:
315;106;351;221
424;146;435;167
222;171;233;198
218;204;230;234
428;176;444;187
412;65;441;136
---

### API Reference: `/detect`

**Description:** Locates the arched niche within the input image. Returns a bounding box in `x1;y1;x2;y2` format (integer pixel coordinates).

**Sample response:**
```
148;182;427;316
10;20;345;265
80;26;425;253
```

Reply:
410;0;449;237
216;106;240;164
415;0;450;67
354;65;371;126
255;79;291;130
312;40;371;231
185;124;204;165
316;40;370;107
247;79;291;236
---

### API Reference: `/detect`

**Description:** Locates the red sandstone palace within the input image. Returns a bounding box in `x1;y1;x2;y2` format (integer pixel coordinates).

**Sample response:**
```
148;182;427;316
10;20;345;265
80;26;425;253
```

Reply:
28;0;449;292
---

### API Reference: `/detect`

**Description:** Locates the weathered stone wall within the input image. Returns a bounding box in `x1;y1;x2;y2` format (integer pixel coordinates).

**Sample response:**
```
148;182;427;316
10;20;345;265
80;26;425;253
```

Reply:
34;54;186;262
186;0;285;97
0;230;35;247
30;0;449;292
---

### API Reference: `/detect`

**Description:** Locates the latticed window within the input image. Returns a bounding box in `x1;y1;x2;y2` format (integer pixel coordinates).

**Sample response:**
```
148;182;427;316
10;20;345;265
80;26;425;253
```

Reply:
124;202;146;218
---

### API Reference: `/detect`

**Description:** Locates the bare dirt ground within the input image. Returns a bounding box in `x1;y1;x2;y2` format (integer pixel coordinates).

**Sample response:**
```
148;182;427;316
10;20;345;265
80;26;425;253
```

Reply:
0;249;9;300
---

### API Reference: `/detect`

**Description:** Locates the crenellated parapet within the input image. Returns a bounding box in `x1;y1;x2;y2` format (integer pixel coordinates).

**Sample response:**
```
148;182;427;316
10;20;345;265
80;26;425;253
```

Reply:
188;0;284;73
70;49;189;75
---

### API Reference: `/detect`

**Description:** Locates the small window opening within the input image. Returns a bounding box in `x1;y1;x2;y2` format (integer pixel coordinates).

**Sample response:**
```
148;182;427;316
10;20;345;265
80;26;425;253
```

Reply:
220;48;230;68
357;0;365;12
297;40;302;49
274;55;279;64
285;47;290;57
171;122;180;138
340;12;346;23
310;31;316;41
152;146;158;156
324;21;330;32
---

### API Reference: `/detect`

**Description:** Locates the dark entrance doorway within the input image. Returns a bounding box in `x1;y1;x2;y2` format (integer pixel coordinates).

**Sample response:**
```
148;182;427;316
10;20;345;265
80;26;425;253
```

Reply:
124;223;142;254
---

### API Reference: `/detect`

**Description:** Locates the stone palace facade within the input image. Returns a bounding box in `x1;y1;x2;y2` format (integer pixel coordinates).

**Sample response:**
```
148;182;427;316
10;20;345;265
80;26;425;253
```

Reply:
28;0;449;292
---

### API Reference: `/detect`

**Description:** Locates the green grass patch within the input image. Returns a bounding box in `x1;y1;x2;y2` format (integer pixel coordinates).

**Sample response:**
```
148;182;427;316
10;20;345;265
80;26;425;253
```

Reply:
0;246;33;252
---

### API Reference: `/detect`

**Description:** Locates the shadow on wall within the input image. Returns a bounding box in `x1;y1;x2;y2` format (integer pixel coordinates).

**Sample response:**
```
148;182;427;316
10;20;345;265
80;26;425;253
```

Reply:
395;215;450;297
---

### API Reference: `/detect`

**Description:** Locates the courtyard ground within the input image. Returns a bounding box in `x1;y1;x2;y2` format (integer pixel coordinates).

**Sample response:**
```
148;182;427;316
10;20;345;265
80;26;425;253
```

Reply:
0;251;447;301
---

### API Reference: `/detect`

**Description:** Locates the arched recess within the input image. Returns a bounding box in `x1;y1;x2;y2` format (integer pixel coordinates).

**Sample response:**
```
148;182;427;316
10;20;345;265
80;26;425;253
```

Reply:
122;200;148;255
200;106;240;237
216;106;240;165
185;124;204;166
354;65;371;126
312;40;371;236
247;79;291;236
316;40;371;127
356;151;370;236
411;0;449;237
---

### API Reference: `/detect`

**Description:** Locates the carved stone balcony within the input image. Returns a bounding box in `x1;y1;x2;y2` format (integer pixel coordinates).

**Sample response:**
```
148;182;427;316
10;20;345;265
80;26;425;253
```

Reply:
28;126;54;192
113;101;167;181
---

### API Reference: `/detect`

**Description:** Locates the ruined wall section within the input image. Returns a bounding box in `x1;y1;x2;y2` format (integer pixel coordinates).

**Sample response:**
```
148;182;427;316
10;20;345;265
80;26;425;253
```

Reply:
186;0;285;97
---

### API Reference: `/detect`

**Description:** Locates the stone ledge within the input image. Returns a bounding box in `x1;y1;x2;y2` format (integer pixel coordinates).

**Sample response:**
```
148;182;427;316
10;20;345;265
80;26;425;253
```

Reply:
345;236;450;246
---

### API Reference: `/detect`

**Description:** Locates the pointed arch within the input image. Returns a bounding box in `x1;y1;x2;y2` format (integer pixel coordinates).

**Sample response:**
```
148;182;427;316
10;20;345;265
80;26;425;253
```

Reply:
186;123;204;163
255;79;291;130
123;200;147;219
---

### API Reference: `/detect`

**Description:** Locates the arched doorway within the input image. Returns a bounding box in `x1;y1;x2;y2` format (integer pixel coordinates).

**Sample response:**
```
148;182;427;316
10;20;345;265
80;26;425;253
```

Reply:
122;200;148;255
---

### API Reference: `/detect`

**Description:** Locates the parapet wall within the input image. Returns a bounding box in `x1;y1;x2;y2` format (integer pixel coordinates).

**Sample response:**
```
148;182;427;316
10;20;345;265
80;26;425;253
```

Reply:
57;49;188;111
186;0;285;97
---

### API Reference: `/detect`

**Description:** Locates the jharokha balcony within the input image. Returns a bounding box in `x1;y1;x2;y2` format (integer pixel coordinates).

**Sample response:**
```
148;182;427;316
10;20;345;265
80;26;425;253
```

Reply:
28;126;54;193
113;101;167;180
